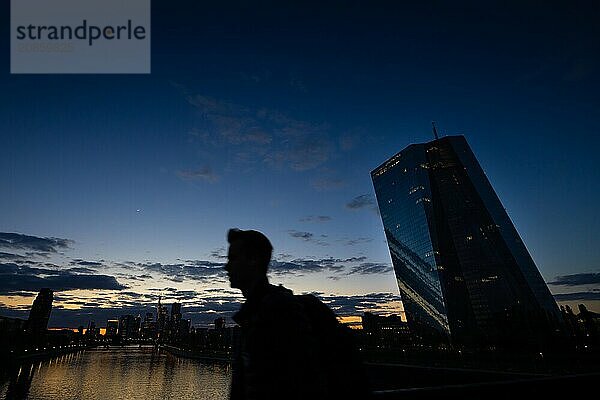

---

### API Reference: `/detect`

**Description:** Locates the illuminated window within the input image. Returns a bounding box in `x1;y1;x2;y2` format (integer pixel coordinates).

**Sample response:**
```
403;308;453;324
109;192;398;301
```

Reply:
408;185;425;195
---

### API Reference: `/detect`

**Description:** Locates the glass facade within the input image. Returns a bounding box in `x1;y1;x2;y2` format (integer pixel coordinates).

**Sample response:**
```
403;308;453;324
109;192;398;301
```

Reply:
371;144;451;339
372;136;561;346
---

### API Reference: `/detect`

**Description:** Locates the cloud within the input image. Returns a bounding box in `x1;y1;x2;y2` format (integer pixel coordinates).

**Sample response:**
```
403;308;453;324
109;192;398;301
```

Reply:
339;134;360;151
177;166;220;183
265;137;331;171
289;72;308;93
0;263;126;295
182;90;332;173
317;292;402;316
288;230;313;240
0;252;26;261
0;232;72;253
268;256;388;277
553;292;600;301
66;267;97;274
345;194;376;210
70;259;104;267
347;262;392;275
548;273;600;286
186;95;273;145
135;260;226;282
547;273;600;303
341;256;368;262
287;230;329;246
299;215;332;223
270;259;328;275
310;177;346;191
209;247;228;260
344;237;374;246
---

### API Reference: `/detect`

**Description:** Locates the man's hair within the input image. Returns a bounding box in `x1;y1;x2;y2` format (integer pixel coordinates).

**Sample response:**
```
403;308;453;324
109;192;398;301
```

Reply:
227;229;273;271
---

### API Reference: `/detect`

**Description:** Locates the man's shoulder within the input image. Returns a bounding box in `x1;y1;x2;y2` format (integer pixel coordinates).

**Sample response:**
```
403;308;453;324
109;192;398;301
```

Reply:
260;284;296;308
256;284;310;323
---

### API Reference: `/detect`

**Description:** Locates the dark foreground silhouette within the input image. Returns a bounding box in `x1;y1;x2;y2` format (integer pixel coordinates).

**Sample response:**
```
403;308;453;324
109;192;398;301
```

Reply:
225;228;369;400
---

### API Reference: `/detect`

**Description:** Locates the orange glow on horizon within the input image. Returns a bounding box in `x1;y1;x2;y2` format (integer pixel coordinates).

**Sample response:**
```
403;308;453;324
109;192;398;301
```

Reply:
337;315;363;329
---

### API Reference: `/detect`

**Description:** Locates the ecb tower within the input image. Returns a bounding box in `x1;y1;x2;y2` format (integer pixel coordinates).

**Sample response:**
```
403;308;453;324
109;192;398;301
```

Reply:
371;134;561;347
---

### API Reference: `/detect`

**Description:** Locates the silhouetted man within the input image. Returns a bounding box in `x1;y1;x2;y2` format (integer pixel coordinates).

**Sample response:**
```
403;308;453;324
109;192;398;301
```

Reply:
226;228;369;400
226;228;327;400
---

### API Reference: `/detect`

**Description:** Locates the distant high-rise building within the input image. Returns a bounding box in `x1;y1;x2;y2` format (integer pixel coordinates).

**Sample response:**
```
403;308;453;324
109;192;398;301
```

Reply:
214;317;225;330
141;312;156;338
179;319;191;338
119;314;141;339
86;321;99;338
156;297;169;340
171;303;182;319
371;135;561;346
27;288;53;335
106;319;119;337
169;303;183;340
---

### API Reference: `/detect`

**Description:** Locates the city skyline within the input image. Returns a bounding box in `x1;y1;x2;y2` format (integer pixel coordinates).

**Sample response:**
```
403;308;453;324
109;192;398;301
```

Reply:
1;2;599;327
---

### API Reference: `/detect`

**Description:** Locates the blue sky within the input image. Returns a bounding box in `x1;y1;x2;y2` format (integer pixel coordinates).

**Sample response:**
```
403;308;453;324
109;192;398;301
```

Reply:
1;1;599;326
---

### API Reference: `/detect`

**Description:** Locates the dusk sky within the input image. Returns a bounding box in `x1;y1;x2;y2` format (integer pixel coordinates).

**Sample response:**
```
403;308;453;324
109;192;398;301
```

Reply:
1;1;599;327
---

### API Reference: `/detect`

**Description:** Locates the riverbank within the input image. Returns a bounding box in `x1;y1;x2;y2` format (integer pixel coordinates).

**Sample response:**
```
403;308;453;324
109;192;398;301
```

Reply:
161;345;232;362
2;344;89;366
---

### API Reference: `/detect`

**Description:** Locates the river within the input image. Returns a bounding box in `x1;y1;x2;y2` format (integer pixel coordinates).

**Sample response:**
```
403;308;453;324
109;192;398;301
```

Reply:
0;346;232;400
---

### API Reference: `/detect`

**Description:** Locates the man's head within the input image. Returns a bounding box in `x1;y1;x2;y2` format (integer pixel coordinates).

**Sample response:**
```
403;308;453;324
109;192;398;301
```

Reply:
225;229;273;293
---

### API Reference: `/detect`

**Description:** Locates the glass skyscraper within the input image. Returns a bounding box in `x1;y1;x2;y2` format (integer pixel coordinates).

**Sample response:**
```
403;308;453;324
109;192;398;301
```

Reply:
371;135;561;346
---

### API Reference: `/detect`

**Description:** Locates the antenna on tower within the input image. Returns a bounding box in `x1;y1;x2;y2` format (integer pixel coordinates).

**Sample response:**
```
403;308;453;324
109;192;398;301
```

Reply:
432;121;440;140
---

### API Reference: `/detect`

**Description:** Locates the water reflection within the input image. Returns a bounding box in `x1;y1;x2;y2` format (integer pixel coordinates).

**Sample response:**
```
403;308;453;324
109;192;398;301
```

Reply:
0;346;231;400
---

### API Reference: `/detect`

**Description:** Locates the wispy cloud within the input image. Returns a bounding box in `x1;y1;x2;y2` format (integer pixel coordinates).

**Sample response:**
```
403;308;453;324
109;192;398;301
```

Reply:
339;134;360;151
287;230;329;246
310;177;346;191
288;230;315;240
181;89;333;174
208;247;228;260
343;237;374;246
346;194;376;210
346;262;392;275
299;215;332;223
134;260;226;283
177;166;220;183
269;255;389;278
70;259;104;268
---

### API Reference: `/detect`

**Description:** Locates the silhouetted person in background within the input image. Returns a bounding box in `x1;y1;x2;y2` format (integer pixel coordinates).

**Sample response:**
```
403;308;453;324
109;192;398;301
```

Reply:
226;228;368;400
